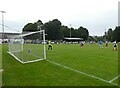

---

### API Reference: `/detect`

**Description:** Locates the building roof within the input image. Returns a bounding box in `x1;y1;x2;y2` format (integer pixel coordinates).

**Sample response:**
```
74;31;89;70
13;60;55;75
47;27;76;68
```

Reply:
63;37;83;41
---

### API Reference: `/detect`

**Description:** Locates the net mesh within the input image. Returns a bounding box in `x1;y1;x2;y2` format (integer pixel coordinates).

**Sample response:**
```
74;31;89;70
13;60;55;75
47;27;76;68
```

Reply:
8;30;46;64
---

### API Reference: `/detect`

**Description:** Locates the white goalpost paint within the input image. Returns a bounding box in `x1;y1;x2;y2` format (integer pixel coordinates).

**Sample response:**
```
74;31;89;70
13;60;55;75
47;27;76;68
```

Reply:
0;69;3;72
43;30;46;60
47;59;120;86
7;52;44;64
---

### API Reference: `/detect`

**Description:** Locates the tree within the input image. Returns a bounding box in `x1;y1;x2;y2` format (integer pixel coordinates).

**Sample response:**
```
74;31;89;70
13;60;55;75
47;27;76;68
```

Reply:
37;20;43;25
88;36;94;41
22;19;90;40
37;20;43;30
22;23;37;32
77;26;89;40
60;25;70;38
107;28;113;42
22;20;43;32
112;26;120;42
70;27;76;38
43;19;62;40
22;20;44;40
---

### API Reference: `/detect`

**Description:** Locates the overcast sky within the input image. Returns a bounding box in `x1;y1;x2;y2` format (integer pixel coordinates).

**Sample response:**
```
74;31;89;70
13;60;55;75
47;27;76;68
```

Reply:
0;0;119;36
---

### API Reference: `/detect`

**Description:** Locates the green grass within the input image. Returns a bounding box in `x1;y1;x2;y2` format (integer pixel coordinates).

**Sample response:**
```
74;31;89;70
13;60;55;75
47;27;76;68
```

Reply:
2;43;119;86
0;44;2;86
0;44;2;69
0;72;2;87
10;44;44;62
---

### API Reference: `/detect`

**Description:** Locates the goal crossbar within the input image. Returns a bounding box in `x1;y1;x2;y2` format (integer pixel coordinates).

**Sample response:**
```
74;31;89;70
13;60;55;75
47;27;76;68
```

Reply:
10;30;44;38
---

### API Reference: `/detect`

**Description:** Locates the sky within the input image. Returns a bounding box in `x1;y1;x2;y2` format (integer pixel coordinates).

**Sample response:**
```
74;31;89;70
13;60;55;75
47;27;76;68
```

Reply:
0;0;119;36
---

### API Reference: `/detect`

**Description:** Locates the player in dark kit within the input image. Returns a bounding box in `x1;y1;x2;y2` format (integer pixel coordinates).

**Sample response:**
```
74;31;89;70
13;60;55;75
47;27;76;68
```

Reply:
113;41;117;51
105;41;108;47
48;40;52;50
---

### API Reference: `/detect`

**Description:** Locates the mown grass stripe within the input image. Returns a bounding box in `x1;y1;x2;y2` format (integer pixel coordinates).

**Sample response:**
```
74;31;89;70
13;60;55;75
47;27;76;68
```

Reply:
47;59;120;87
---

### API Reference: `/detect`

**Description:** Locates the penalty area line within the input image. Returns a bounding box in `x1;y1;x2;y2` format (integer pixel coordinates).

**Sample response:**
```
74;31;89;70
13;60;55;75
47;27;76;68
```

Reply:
46;59;120;86
109;75;120;83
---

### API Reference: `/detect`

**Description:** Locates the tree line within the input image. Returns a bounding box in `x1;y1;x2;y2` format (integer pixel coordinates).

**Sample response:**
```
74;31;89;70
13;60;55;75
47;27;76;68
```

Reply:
108;27;120;42
22;19;89;41
88;27;120;42
22;19;120;42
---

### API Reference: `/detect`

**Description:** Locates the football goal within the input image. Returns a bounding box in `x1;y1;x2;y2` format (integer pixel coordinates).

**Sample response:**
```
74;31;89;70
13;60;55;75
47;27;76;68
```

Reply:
8;30;46;64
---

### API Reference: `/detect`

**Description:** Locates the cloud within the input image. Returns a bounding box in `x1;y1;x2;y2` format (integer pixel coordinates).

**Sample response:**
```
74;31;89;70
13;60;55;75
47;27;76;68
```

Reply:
0;0;119;35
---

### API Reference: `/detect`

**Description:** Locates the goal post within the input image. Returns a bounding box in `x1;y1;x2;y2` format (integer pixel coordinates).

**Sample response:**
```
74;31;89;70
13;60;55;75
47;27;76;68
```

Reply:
8;30;46;64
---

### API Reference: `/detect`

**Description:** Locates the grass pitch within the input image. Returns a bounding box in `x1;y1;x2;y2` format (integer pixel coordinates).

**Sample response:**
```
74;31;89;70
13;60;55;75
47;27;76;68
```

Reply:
0;44;2;69
9;44;44;62
0;44;2;87
2;43;119;86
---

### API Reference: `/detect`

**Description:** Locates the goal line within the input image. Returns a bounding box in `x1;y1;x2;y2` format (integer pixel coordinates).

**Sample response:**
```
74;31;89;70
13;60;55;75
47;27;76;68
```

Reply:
8;52;44;64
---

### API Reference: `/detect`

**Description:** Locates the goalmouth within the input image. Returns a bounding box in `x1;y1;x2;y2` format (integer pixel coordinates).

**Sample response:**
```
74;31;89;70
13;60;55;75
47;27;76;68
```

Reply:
8;30;46;64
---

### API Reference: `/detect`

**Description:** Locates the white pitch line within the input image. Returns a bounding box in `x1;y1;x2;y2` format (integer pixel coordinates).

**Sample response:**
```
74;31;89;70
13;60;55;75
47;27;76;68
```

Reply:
109;75;120;83
46;59;120;86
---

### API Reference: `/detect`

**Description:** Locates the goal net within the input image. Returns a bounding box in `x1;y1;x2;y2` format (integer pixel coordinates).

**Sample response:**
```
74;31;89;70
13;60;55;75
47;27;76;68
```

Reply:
8;30;46;64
